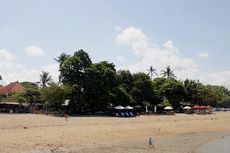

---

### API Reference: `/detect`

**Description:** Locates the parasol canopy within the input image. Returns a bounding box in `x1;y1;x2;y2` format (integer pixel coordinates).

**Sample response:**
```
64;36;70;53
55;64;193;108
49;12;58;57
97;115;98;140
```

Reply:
164;106;173;110
114;106;124;110
183;106;191;110
125;106;133;109
193;105;200;109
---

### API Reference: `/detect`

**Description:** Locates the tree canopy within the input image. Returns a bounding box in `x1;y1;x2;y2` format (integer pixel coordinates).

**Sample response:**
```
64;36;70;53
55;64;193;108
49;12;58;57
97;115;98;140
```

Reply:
2;50;230;114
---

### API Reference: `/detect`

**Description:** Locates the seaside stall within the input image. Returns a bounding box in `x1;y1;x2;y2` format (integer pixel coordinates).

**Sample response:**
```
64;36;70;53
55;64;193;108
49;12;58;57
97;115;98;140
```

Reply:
0;101;26;113
183;106;192;114
164;106;175;115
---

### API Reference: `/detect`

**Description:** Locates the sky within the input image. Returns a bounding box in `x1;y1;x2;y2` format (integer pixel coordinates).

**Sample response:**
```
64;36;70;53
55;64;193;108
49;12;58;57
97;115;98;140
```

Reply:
1;0;230;87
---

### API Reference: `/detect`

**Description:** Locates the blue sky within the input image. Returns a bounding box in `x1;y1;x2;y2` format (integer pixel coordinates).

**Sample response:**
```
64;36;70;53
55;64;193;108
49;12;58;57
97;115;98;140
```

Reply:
1;0;230;87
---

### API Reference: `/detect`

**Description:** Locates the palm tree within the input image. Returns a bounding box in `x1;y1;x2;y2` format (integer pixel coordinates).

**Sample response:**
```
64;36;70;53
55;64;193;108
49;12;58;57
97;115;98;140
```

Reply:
161;66;176;79
147;66;158;80
54;53;70;84
39;70;53;88
54;52;70;67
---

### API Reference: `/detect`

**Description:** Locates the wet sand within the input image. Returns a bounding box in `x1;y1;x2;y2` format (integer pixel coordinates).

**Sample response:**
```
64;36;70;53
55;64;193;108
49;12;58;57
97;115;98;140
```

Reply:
196;136;230;153
1;112;230;153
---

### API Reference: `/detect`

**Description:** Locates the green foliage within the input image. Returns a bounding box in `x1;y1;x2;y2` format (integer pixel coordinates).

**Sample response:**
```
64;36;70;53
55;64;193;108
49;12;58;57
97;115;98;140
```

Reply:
11;92;26;103
130;73;155;106
5;49;230;113
147;66;158;80
54;52;70;67
83;61;117;112
21;81;39;90
116;70;133;92
60;49;92;86
41;85;69;110
161;66;176;79
152;78;185;109
39;71;53;88
159;78;185;109
152;77;167;100
219;96;230;107
157;98;171;108
10;87;41;104
112;86;132;106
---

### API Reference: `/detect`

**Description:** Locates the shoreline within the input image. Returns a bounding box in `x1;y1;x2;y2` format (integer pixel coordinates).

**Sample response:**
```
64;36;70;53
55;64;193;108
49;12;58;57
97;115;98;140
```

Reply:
196;135;230;153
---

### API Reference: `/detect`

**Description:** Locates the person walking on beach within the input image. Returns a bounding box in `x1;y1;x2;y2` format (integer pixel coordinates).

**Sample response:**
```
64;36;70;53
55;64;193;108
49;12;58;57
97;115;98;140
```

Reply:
148;136;155;148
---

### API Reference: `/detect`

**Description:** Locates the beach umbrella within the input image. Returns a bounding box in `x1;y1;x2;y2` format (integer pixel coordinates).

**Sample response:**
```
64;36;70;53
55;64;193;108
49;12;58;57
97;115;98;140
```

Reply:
125;106;133;109
205;105;213;109
200;106;206;109
164;106;173;110
183;106;191;110
192;105;200;109
114;106;124;110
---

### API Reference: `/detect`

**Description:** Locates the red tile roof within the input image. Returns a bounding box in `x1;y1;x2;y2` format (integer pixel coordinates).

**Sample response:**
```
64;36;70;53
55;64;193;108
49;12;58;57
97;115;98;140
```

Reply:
0;85;4;91
0;81;25;95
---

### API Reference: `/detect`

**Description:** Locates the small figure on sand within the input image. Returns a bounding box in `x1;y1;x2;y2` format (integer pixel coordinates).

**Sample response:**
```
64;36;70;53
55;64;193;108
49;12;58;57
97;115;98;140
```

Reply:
148;136;155;148
65;113;68;121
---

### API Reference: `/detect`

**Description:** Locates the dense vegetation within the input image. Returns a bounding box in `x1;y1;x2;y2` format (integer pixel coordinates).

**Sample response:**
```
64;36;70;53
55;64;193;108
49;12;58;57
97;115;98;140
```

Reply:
1;50;230;114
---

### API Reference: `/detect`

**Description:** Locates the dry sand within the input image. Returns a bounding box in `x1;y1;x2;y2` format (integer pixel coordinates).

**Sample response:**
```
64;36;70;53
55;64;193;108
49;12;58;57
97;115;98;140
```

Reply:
1;112;230;153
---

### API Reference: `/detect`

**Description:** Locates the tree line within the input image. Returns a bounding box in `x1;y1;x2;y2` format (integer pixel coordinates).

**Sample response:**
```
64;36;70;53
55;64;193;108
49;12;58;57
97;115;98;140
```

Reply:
1;49;230;114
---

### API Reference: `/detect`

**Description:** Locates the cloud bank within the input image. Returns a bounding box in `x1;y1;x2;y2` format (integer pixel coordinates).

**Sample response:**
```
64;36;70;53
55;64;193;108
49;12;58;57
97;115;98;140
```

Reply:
0;49;58;85
25;46;45;56
197;52;210;59
115;26;230;88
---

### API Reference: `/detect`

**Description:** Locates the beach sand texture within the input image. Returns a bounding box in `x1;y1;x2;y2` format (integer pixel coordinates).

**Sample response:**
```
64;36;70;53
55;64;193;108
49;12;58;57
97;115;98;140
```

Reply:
1;112;230;153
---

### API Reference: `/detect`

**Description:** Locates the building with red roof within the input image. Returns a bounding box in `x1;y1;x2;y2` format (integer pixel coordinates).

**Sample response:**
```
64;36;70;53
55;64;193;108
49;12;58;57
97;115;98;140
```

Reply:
0;85;4;91
0;81;25;95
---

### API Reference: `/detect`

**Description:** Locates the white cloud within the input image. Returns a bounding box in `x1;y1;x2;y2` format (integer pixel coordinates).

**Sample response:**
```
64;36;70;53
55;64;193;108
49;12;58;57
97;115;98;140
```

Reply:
115;27;199;80
197;52;210;59
200;71;230;87
115;26;230;88
0;49;17;61
42;63;59;83
116;55;125;63
116;26;149;55
25;46;45;56
114;26;122;31
0;49;58;85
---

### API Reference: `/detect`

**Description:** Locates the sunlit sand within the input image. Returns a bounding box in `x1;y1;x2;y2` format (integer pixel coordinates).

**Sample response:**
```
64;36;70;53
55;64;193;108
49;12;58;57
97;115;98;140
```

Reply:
1;112;230;153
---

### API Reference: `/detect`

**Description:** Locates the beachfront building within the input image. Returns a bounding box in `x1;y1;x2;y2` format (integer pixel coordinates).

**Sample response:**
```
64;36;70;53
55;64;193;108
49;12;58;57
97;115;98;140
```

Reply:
0;81;25;96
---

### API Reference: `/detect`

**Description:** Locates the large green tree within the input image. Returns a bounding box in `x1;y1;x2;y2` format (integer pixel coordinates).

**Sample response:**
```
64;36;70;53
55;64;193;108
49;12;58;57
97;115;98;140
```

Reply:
130;73;155;107
116;70;133;93
159;78;185;109
83;61;117;113
60;50;92;86
183;79;201;103
59;50;93;113
152;78;185;109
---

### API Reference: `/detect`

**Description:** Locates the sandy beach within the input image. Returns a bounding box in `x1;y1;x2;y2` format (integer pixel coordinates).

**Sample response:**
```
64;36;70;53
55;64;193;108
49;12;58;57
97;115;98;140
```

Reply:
1;112;230;153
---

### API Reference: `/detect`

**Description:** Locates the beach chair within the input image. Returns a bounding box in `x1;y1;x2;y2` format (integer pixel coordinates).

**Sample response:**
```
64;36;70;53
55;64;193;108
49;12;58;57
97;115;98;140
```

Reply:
125;112;130;117
129;112;134;117
115;112;120;117
120;112;125;117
